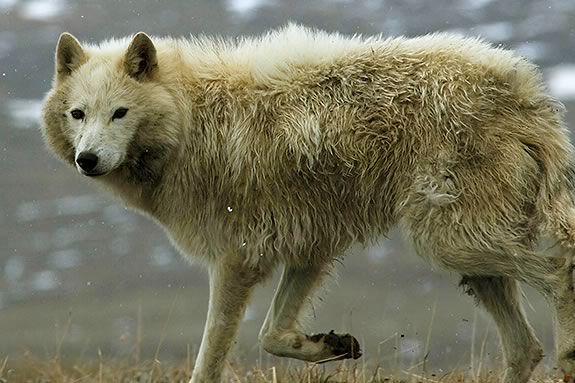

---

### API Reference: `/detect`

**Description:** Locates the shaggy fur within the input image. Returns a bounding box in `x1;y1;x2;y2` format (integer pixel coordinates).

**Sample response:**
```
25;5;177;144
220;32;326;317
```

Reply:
41;25;575;383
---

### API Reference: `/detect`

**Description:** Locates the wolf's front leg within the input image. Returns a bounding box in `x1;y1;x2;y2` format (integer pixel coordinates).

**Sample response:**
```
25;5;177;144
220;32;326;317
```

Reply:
190;258;270;383
259;263;361;363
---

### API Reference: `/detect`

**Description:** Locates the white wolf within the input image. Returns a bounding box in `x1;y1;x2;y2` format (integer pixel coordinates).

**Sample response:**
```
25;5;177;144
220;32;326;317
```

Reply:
42;25;575;383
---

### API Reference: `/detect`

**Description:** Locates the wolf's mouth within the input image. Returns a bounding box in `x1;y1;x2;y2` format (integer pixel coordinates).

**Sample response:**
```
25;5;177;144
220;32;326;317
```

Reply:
79;169;106;177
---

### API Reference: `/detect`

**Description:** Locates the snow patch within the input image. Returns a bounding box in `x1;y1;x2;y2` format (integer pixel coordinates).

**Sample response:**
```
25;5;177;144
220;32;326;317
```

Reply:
7;98;43;129
0;0;17;11
15;195;106;223
471;22;513;42
4;256;25;282
48;249;82;269
225;0;271;15
514;41;547;61
460;0;495;10
19;0;67;20
547;65;575;101
150;245;175;267
31;270;59;291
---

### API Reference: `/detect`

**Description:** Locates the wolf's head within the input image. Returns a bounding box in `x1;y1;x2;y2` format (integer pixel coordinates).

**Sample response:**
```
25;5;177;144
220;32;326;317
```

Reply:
42;32;180;181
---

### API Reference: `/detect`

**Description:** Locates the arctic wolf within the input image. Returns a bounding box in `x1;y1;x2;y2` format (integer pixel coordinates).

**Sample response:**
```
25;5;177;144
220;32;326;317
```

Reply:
42;25;575;383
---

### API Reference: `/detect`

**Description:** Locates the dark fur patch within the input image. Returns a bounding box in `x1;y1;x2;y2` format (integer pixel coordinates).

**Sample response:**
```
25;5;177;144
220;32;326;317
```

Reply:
459;275;483;306
459;276;475;296
123;141;167;185
564;349;575;361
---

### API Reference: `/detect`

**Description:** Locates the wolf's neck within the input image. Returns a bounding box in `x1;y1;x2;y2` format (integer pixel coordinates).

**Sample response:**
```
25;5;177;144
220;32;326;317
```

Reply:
102;100;188;217
106;74;239;226
100;165;162;216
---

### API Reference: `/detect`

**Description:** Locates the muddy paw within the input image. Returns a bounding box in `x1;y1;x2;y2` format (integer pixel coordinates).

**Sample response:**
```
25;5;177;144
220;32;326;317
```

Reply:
560;350;575;383
308;330;362;361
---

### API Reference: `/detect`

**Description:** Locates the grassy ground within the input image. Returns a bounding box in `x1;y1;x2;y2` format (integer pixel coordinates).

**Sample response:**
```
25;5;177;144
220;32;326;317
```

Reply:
0;356;562;383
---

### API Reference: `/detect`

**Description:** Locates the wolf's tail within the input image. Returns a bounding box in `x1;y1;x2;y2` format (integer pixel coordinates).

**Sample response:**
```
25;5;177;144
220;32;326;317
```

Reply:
548;161;575;248
513;94;575;248
530;102;575;248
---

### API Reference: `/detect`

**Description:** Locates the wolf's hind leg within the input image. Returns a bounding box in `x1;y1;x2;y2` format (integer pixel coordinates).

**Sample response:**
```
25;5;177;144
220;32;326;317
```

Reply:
461;276;543;383
259;263;361;362
428;244;575;381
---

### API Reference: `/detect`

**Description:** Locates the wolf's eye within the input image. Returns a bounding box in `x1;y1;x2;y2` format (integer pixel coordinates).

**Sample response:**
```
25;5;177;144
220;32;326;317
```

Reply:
112;108;128;120
70;109;85;120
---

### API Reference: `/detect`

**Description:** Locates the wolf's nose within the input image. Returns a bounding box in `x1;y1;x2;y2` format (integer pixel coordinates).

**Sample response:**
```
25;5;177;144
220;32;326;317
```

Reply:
76;152;99;172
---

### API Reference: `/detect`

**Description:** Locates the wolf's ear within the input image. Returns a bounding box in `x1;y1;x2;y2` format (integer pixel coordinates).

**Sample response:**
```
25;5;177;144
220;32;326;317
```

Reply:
124;32;158;81
55;32;86;81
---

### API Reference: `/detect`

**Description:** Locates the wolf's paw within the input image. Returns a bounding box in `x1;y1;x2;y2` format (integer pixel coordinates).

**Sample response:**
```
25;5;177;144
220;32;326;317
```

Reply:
502;345;543;383
559;350;575;383
308;330;362;361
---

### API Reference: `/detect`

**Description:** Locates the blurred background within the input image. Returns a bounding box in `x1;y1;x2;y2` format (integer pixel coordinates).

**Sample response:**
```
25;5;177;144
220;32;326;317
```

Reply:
1;0;575;375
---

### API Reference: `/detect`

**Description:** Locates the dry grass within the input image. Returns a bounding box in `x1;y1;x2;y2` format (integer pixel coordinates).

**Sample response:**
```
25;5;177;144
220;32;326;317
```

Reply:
0;309;562;383
0;298;560;382
0;355;562;383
